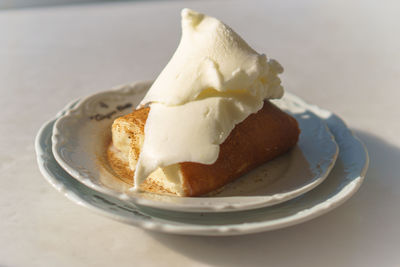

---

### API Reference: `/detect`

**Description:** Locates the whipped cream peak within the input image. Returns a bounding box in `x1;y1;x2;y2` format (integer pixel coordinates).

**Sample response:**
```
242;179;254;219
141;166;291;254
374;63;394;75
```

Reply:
181;8;205;28
133;9;284;189
139;8;283;108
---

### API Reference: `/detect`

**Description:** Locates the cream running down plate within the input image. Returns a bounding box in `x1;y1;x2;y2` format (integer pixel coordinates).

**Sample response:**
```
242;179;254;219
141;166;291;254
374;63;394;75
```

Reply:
51;81;338;212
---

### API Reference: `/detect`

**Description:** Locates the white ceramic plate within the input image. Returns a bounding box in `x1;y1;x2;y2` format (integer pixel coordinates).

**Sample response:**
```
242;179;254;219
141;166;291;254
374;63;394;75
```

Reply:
35;99;368;236
51;82;338;212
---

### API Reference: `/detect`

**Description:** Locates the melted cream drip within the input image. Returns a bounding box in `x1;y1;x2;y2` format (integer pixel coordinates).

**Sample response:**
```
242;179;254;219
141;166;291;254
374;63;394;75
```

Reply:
133;8;284;189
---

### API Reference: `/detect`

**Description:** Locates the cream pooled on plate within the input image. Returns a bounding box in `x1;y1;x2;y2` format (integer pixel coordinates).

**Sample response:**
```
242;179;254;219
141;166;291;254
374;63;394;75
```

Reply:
133;8;284;189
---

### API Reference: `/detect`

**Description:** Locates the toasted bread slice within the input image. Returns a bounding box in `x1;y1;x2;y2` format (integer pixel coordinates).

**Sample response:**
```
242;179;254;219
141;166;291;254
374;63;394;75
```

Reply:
108;100;300;196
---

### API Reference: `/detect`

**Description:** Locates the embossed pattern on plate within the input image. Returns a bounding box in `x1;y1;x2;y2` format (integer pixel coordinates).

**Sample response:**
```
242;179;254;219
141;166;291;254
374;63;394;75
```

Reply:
51;81;338;212
35;99;368;235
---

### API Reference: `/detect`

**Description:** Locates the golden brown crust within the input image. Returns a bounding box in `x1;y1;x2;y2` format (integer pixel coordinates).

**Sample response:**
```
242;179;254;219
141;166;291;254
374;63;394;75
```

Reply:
111;107;149;162
108;101;300;196
106;145;134;184
107;142;174;195
180;101;300;196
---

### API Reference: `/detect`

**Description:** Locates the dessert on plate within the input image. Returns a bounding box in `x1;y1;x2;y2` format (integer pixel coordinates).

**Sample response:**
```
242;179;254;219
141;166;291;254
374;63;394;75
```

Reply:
107;8;300;196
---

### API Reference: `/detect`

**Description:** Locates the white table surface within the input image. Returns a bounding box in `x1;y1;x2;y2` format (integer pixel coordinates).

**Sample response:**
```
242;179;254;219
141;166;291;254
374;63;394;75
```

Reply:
1;0;399;266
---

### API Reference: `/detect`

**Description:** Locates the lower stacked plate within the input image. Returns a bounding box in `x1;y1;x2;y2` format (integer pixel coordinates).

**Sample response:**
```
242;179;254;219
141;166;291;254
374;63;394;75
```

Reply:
35;83;368;236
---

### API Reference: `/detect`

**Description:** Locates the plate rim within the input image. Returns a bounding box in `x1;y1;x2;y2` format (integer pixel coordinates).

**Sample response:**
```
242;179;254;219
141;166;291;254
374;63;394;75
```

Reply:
50;81;339;212
35;97;369;236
